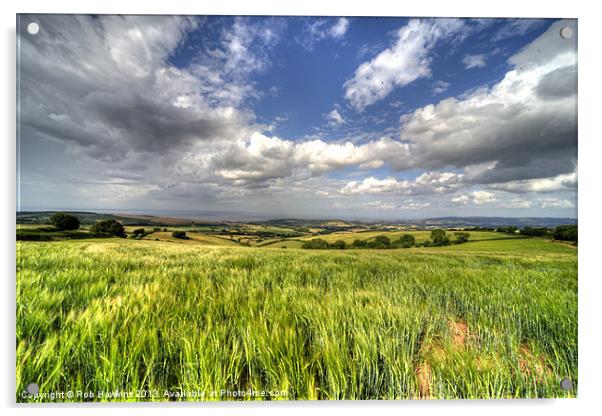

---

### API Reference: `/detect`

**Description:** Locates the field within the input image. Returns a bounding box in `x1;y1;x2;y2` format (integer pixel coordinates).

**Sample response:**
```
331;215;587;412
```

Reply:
16;232;577;401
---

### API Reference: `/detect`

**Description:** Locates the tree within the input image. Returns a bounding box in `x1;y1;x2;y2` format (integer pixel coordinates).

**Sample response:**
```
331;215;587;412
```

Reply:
352;239;367;248
430;229;450;246
368;235;391;249
396;234;416;248
331;240;346;250
554;225;577;241
50;212;80;230
453;232;470;244
132;228;146;235
91;219;126;237
171;230;188;239
302;238;330;249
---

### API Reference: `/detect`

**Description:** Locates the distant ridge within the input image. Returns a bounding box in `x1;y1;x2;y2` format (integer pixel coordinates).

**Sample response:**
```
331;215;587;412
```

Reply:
414;216;576;228
265;216;576;228
18;211;576;228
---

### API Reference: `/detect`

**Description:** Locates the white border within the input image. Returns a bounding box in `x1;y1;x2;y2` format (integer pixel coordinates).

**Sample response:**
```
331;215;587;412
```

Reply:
3;1;600;415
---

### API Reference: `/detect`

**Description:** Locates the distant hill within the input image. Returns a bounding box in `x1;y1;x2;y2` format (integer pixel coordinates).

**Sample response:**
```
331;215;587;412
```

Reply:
414;217;577;228
264;216;576;229
16;211;226;226
18;211;576;229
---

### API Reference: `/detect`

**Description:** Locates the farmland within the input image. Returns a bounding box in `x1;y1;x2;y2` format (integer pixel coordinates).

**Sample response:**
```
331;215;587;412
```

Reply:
16;221;577;401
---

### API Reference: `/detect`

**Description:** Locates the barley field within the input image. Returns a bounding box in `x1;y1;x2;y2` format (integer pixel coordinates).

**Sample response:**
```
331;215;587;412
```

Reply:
16;237;577;401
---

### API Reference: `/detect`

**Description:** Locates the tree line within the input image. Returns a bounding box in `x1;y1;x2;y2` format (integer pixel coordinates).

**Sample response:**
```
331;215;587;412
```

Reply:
49;212;126;237
495;225;577;241
302;230;470;250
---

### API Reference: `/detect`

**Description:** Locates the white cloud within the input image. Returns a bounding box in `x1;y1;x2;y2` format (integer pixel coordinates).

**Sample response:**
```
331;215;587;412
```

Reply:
493;19;545;41
399;200;431;210
325;109;345;125
340;171;464;195
330;18;350;38
539;198;574;209
452;195;470;205
451;191;496;205
297;17;351;50
333;199;430;211
472;190;496;204
432;80;450;94
359;200;397;210
19;16;577;216
344;18;464;111
341;177;408;195
296;137;411;174
500;199;532;209
489;171;577;193
462;54;486;69
399;20;577;186
19;15;283;167
212;133;411;185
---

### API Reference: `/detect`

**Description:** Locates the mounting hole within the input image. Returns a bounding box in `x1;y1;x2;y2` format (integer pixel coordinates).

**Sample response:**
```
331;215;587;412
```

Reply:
560;378;573;391
26;382;39;395
27;22;40;35
560;26;573;39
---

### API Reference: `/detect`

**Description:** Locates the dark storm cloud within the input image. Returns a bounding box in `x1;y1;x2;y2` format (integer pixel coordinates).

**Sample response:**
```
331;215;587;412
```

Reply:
402;97;576;182
536;65;577;100
469;149;576;186
81;89;252;156
18;14;261;162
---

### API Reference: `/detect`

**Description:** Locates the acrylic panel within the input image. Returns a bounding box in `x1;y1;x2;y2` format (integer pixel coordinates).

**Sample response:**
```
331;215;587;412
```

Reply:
16;14;578;402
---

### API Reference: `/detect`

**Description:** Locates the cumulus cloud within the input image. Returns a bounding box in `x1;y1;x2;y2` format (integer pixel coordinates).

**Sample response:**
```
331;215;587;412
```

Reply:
340;177;407;195
19;15;281;164
212;133;412;185
450;191;496;205
296;137;410;173
18;15;577;217
340;171;464;195
539;198;575;209
344;18;464;111
212;133;296;186
451;195;470;205
472;191;496;204
399;19;577;186
462;54;486;69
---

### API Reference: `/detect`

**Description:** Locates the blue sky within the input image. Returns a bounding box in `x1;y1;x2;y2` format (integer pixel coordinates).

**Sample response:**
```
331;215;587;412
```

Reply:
17;15;577;220
169;17;549;144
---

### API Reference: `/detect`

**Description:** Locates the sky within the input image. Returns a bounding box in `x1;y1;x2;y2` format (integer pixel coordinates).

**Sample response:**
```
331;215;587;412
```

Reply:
17;15;577;220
